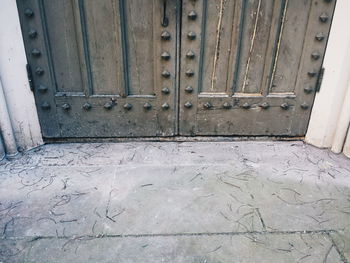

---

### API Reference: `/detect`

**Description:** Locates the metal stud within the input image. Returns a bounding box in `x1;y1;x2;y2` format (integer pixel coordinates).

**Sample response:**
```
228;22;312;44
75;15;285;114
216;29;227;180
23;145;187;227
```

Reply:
161;87;170;94
28;29;38;39
123;103;132;110
104;102;113;110
31;48;41;57
161;103;170;110
38;85;48;93
260;102;270;109
161;31;171;41
188;11;197;20
62;103;71;111
304;86;314;94
223;102;231;109
280;103;289;110
35;67;44;76
24;8;34;18
161;52;171;61
185;69;195;77
203;102;212;109
184;101;193;108
186;50;195;59
83;102;92;111
242;103;250;109
143;102;152;110
319;13;329;23
185;86;193;93
311;52;321;60
161;70;171;78
187;31;196;40
308;71;317;77
315;32;325;41
41;102;50;110
301;103;309;110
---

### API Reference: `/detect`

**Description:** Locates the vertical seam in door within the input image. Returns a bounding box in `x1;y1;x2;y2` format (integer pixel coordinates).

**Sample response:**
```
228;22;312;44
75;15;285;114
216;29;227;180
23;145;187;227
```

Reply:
268;0;289;93
78;0;94;96
38;0;58;94
198;0;208;94
210;0;225;92
241;0;262;93
232;0;247;93
119;0;130;96
175;0;182;135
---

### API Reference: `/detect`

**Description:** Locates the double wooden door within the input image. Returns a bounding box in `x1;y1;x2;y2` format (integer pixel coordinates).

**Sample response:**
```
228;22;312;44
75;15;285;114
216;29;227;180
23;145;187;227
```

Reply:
17;0;335;138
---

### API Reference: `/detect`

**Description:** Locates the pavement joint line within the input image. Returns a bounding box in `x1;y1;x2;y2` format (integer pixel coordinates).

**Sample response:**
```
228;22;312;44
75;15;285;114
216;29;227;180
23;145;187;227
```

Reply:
326;232;349;263
1;229;339;241
0;163;249;169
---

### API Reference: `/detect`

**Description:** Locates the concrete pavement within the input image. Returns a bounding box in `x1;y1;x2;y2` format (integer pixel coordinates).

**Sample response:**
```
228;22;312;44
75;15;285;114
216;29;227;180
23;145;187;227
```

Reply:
0;141;349;262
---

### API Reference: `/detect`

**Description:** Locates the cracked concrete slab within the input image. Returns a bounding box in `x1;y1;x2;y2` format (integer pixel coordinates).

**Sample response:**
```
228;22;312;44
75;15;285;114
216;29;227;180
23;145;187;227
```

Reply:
0;141;349;262
0;232;344;263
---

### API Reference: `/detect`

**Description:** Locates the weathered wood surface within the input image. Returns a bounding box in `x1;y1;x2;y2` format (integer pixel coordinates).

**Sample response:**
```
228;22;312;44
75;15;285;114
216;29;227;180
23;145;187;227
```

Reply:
17;0;336;138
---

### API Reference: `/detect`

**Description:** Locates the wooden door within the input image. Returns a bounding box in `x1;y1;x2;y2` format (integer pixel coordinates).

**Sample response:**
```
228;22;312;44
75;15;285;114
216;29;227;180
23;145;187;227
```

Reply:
179;0;335;136
17;0;179;138
18;0;336;138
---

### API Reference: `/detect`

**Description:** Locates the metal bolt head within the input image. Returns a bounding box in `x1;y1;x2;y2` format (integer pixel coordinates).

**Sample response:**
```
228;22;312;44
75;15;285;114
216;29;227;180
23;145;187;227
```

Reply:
184;101;193;108
83;102;92;111
203;102;212;109
143;102;152;110
315;32;325;41
31;48;41;57
104;102;113;110
280;103;289;110
185;86;194;93
185;69;195;77
242;102;250;109
223;102;231;109
311;51;321;60
41;102;50;110
161;70;171;78
260;102;270;109
187;31;196;40
161;52;171;60
62;103;71;111
301;103;309;110
304;86;314;94
38;85;48;93
123;103;133;110
28;29;38;39
188;11;197;20
35;67;44;76
161;31;171;40
186;50;195;59
308;71;317;77
161;87;170;94
319;13;329;23
161;103;170;110
24;8;34;17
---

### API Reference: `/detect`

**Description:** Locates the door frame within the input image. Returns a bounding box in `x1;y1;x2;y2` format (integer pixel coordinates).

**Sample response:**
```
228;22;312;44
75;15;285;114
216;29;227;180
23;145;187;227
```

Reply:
1;0;348;152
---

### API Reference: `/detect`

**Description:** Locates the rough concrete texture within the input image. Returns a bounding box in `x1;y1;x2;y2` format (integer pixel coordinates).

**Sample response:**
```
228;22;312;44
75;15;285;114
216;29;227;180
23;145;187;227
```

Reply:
0;141;349;262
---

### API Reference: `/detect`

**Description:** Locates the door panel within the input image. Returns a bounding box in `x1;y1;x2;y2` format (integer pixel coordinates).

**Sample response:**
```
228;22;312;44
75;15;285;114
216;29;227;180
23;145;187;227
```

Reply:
179;0;335;136
17;0;178;138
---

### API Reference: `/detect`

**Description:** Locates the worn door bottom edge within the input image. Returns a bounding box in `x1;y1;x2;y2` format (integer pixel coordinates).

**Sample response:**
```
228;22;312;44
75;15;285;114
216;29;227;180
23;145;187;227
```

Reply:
44;135;305;144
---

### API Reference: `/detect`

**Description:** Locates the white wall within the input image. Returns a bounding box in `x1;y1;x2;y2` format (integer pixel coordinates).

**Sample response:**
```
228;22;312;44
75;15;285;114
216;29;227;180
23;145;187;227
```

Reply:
0;0;43;154
306;0;350;154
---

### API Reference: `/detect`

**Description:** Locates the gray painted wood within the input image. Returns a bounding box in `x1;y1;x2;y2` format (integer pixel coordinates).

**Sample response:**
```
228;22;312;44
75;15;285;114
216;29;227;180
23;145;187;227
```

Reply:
17;0;336;138
179;0;336;136
17;0;178;138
